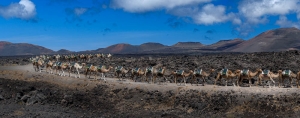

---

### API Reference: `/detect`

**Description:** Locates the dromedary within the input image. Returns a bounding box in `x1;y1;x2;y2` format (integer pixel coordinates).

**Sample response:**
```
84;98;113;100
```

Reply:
152;67;167;85
171;70;193;86
191;69;215;86
279;69;296;88
257;69;281;88
56;62;70;76
85;64;98;79
144;66;154;83
69;62;86;78
236;68;262;87
131;67;145;82
33;58;44;72
97;65;113;82
296;71;300;88
214;68;238;87
45;60;55;74
115;66;130;81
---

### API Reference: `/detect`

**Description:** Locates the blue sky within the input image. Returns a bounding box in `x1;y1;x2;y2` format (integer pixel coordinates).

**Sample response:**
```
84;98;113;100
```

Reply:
1;0;300;51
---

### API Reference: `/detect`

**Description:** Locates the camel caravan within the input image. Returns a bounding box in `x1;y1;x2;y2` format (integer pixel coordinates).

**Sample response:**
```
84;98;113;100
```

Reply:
28;54;300;88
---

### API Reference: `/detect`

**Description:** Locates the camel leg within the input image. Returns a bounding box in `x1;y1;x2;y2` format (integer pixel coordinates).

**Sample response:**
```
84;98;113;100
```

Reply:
102;73;106;82
248;78;252;87
297;78;300;88
214;74;220;86
289;78;292;88
271;78;275;88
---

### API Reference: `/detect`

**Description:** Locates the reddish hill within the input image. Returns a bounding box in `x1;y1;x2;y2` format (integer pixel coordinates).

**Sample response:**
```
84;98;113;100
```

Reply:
0;41;54;56
99;43;139;54
227;27;300;52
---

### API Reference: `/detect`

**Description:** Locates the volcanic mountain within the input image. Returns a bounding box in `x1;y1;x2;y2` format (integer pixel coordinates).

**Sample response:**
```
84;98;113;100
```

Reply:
0;41;54;56
172;42;204;48
57;49;74;54
200;39;244;51
227;27;300;52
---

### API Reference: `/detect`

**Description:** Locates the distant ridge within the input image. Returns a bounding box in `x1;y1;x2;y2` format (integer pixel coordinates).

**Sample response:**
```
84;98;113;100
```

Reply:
226;27;300;52
1;27;300;55
0;41;54;56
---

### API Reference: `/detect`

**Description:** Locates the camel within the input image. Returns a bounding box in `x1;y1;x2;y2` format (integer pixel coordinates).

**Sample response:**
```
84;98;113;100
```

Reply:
69;62;86;78
45;60;55;74
131;67;145;82
296;71;300;88
257;70;281;88
214;68;239;87
152;67;167;84
144;66;154;83
107;53;112;58
236;69;262;87
33;58;44;72
54;54;60;61
191;69;215;86
80;54;87;62
56;62;70;76
85;64;98;79
279;69;296;88
97;65;113;82
171;70;193;86
115;66;130;81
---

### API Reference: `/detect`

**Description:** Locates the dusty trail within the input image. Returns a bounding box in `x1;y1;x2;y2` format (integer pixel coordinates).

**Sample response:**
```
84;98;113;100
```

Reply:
0;64;298;95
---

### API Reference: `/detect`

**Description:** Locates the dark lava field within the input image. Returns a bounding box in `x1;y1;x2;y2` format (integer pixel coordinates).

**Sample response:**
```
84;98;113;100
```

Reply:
1;51;300;117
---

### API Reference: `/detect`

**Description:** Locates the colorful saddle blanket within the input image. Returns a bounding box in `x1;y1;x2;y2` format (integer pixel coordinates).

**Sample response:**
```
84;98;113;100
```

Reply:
146;67;153;73
221;69;228;75
176;70;184;75
194;69;202;75
133;67;140;73
262;70;270;75
115;66;123;72
86;64;93;69
98;65;105;70
70;62;76;67
157;68;164;74
282;70;291;76
242;69;249;75
57;62;62;66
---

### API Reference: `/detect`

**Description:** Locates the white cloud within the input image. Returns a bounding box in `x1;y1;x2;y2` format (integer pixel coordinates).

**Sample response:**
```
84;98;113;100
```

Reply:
192;4;232;25
74;8;87;16
239;0;300;24
111;0;211;13
276;16;299;28
0;0;36;19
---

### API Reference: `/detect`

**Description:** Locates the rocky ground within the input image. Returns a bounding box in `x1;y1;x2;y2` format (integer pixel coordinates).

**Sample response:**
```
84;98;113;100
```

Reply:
1;51;300;117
